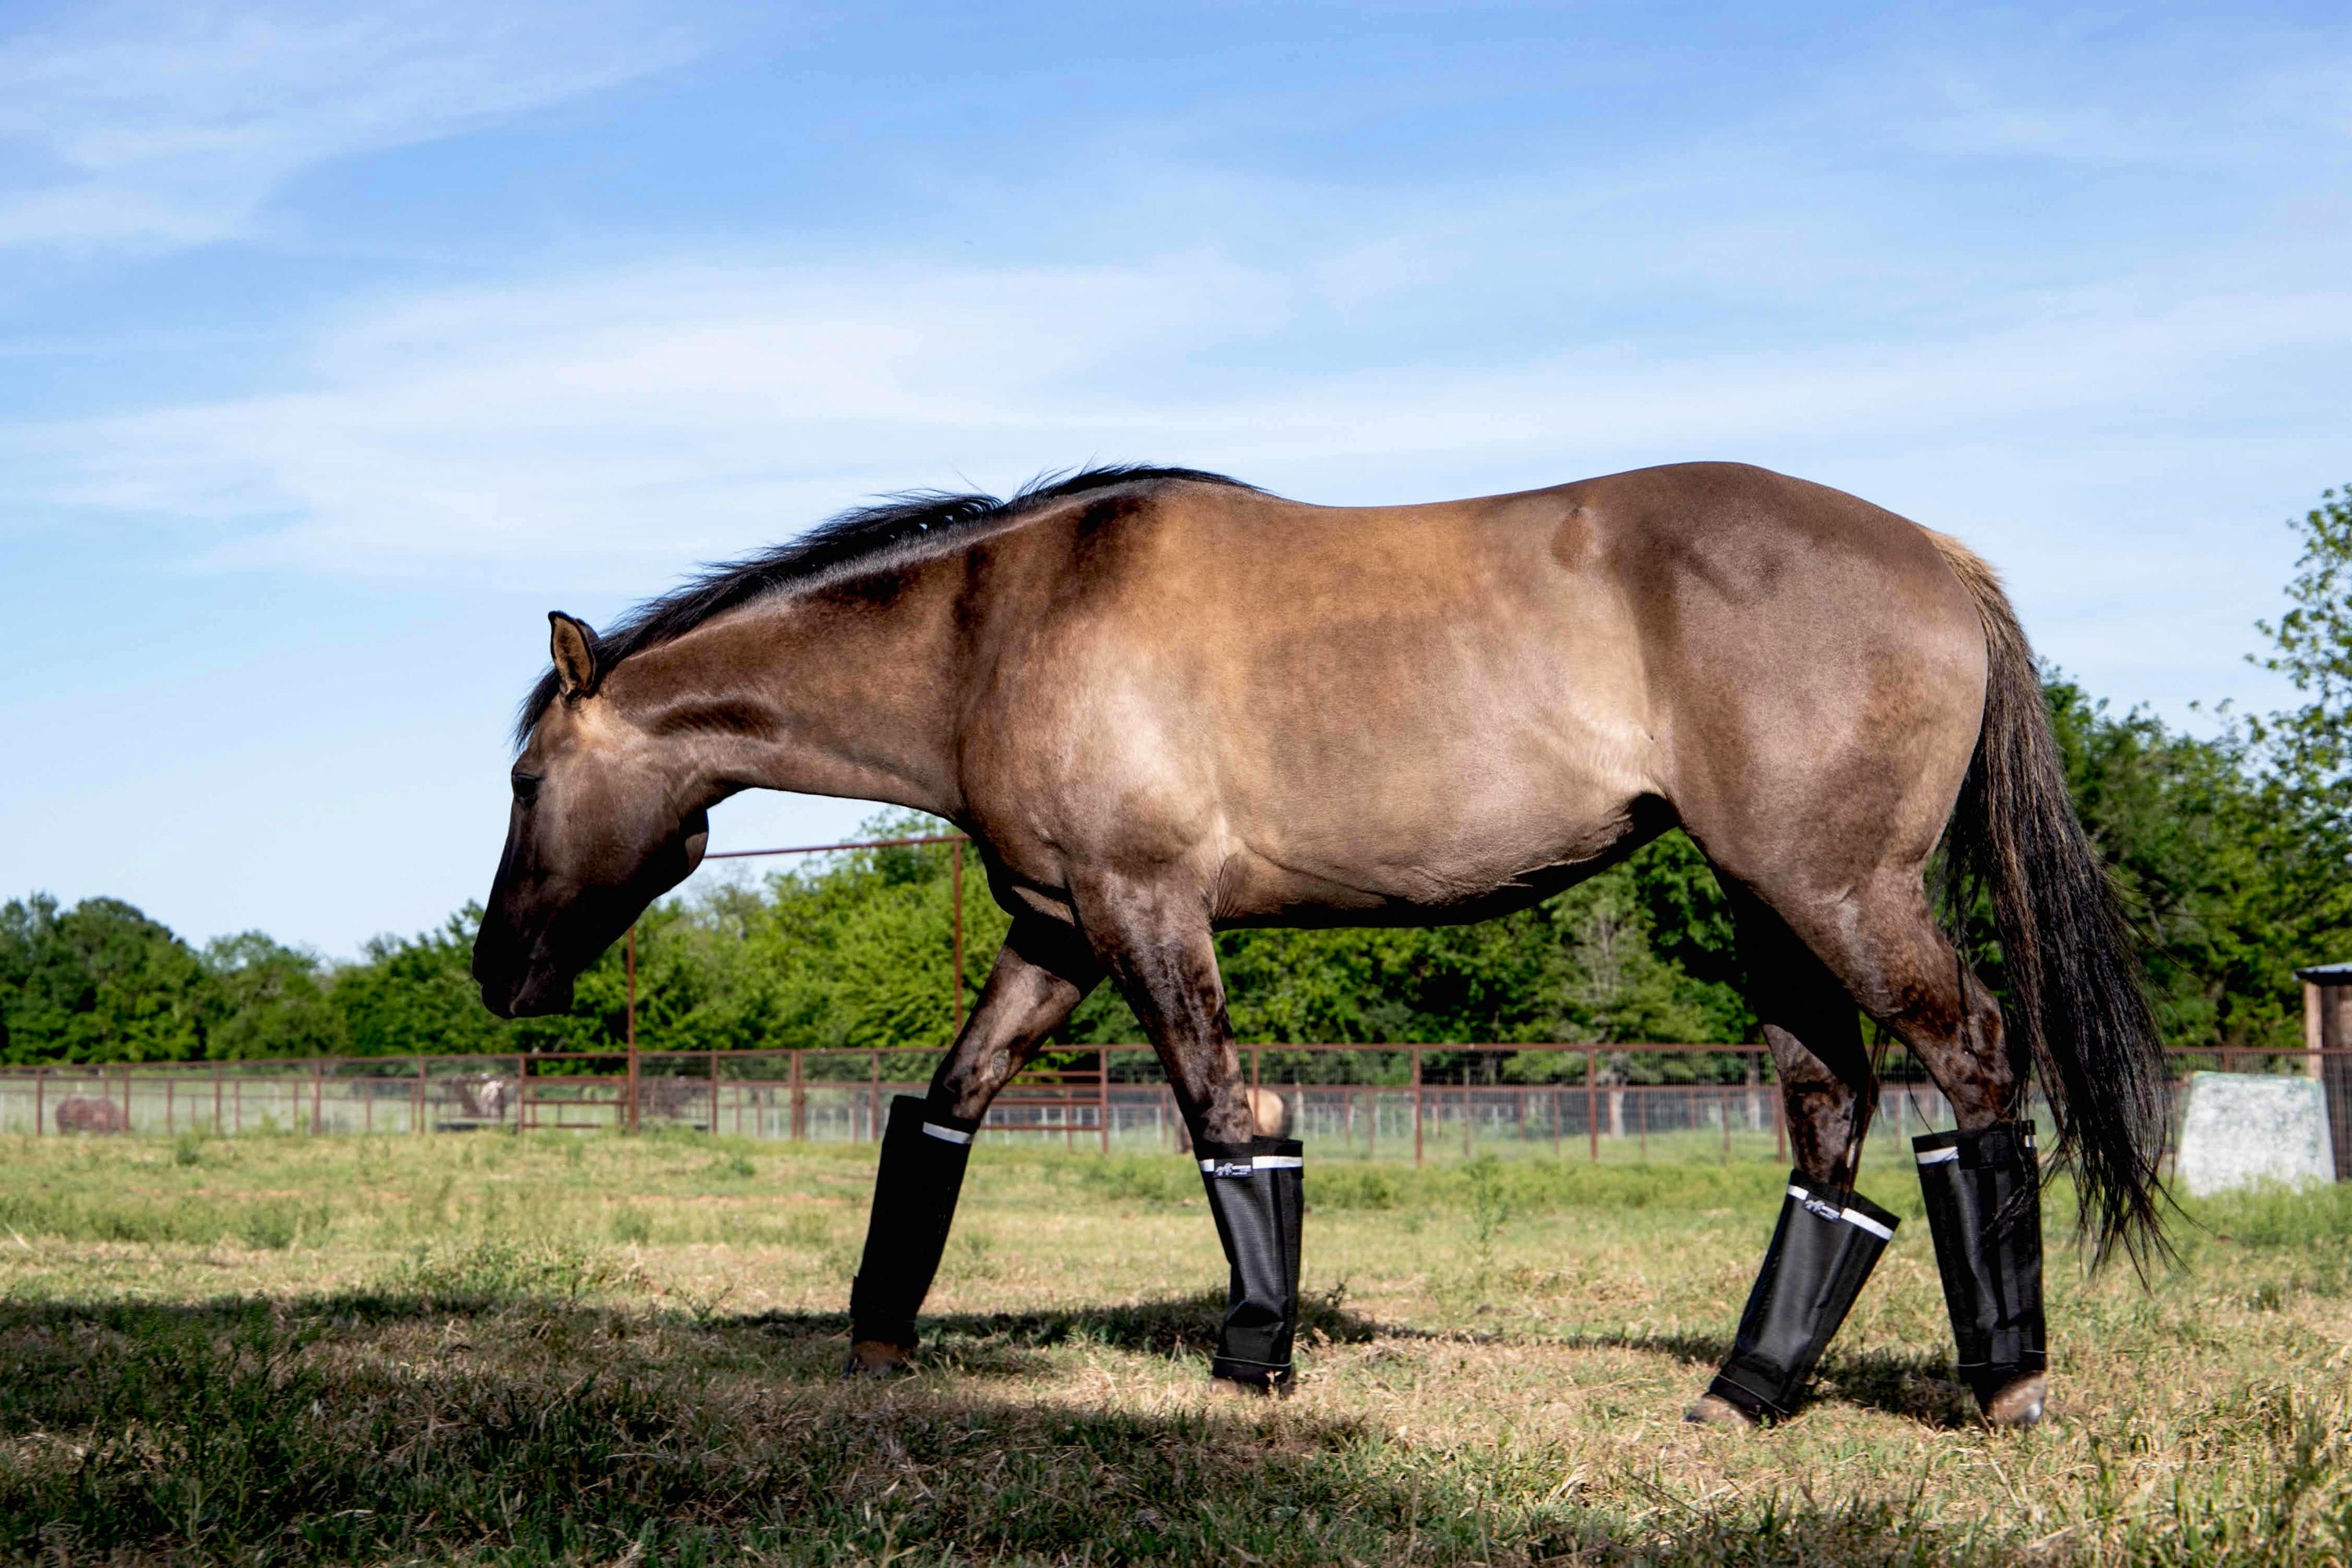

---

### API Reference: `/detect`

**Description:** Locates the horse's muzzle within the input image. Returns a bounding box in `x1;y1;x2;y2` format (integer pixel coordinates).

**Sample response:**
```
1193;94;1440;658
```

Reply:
478;967;575;1019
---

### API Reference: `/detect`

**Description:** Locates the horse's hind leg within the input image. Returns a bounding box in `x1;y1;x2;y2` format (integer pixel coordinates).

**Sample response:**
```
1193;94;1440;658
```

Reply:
1688;894;1901;1427
844;914;1100;1377
1769;875;2046;1427
1735;872;2046;1428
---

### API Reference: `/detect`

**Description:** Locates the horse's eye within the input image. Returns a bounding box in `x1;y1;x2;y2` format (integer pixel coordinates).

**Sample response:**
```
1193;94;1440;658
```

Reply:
511;772;542;804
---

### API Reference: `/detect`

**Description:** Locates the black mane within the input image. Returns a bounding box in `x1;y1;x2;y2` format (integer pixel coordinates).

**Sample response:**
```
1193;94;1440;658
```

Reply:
514;463;1254;745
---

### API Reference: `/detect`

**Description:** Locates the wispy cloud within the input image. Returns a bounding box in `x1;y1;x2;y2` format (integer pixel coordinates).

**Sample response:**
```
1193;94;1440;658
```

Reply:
16;252;1290;578
1865;10;2352;171
15;241;2348;592
0;1;700;249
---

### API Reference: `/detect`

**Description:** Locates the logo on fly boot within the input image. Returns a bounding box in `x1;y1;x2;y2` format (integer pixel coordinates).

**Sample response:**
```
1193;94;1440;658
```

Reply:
1801;1195;1843;1223
1204;1160;1255;1178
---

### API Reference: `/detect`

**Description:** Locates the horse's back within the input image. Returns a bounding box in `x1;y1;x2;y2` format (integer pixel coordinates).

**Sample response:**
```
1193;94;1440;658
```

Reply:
959;463;1986;920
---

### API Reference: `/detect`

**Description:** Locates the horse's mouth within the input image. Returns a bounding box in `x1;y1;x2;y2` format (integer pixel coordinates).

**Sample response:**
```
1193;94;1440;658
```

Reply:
477;967;575;1020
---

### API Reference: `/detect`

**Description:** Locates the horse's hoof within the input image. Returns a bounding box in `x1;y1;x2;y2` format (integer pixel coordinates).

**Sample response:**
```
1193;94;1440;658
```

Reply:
1982;1374;2047;1429
843;1339;915;1378
1684;1392;1758;1428
1209;1374;1288;1400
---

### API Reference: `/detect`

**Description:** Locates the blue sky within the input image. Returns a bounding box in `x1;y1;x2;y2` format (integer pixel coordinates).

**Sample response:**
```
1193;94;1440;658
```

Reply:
2;1;2347;956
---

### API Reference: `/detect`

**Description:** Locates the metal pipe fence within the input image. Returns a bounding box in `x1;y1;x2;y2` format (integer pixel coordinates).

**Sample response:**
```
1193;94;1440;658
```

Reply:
0;1044;1815;1162
4;1044;2333;1165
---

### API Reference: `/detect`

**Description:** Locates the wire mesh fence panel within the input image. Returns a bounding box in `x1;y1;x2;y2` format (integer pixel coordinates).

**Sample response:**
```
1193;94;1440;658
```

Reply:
0;1047;2318;1168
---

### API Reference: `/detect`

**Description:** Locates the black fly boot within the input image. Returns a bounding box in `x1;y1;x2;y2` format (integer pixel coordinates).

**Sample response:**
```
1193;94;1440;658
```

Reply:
1196;1137;1305;1392
845;1094;979;1373
1698;1172;1899;1423
1914;1123;2047;1426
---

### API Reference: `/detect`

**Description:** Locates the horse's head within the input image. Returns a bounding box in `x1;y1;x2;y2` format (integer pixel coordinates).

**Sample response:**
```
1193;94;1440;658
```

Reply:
473;612;710;1018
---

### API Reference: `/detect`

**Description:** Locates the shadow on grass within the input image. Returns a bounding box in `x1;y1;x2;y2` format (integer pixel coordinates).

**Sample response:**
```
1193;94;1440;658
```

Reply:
1559;1327;1984;1429
0;1289;2016;1566
741;1281;1406;1378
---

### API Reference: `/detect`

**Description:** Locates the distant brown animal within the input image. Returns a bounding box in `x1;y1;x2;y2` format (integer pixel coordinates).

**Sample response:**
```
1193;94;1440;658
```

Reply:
637;1074;707;1123
449;1074;514;1123
1171;1084;1290;1155
1248;1086;1291;1140
54;1095;129;1134
474;462;2166;1421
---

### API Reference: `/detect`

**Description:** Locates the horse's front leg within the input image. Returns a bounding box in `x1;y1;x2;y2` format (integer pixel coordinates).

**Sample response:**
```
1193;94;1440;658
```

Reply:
1072;872;1304;1396
844;914;1100;1376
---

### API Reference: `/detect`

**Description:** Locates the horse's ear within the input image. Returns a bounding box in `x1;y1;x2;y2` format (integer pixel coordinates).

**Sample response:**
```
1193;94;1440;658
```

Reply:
548;612;600;698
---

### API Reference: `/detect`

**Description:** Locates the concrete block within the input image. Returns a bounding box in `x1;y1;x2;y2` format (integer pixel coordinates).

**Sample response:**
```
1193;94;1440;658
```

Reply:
2174;1072;2336;1197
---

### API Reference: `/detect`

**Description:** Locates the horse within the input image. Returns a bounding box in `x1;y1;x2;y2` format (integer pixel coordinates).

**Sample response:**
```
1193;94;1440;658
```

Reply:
472;461;2169;1426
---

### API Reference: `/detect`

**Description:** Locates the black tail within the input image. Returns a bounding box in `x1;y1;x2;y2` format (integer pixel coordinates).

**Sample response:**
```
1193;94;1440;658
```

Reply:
1936;539;2172;1268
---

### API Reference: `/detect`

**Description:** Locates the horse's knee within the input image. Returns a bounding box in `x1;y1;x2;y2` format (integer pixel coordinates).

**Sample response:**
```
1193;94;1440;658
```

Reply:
927;1054;1014;1123
930;1078;992;1123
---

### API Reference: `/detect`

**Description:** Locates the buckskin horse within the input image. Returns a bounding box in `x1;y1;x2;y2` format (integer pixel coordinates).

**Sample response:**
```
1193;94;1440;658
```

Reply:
472;462;2169;1428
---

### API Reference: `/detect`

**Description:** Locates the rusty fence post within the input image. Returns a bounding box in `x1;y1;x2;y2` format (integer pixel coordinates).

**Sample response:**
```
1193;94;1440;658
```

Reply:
626;925;641;1134
1099;1046;1110;1154
216;1062;226;1135
1586;1047;1599;1165
413;1058;425;1135
951;840;966;1038
1412;1048;1424;1167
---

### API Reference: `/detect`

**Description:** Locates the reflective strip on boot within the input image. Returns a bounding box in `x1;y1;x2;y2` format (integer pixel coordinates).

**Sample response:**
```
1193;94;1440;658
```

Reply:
1200;1153;1302;1174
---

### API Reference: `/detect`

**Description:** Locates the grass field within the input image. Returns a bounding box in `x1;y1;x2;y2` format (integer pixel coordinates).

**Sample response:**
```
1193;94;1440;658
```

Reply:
2;1130;2349;1566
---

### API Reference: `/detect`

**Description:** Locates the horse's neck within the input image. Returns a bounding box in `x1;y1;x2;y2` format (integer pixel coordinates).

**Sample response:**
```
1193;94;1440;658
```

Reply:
604;586;961;819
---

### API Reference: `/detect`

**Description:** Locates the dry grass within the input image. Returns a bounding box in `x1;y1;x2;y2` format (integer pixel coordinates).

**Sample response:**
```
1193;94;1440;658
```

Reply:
2;1128;2349;1565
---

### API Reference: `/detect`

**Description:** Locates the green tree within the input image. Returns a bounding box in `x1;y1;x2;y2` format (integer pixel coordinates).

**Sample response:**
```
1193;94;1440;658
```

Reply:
2045;679;2302;1049
2245;481;2352;966
331;909;518;1057
0;895;211;1062
201;933;349;1058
